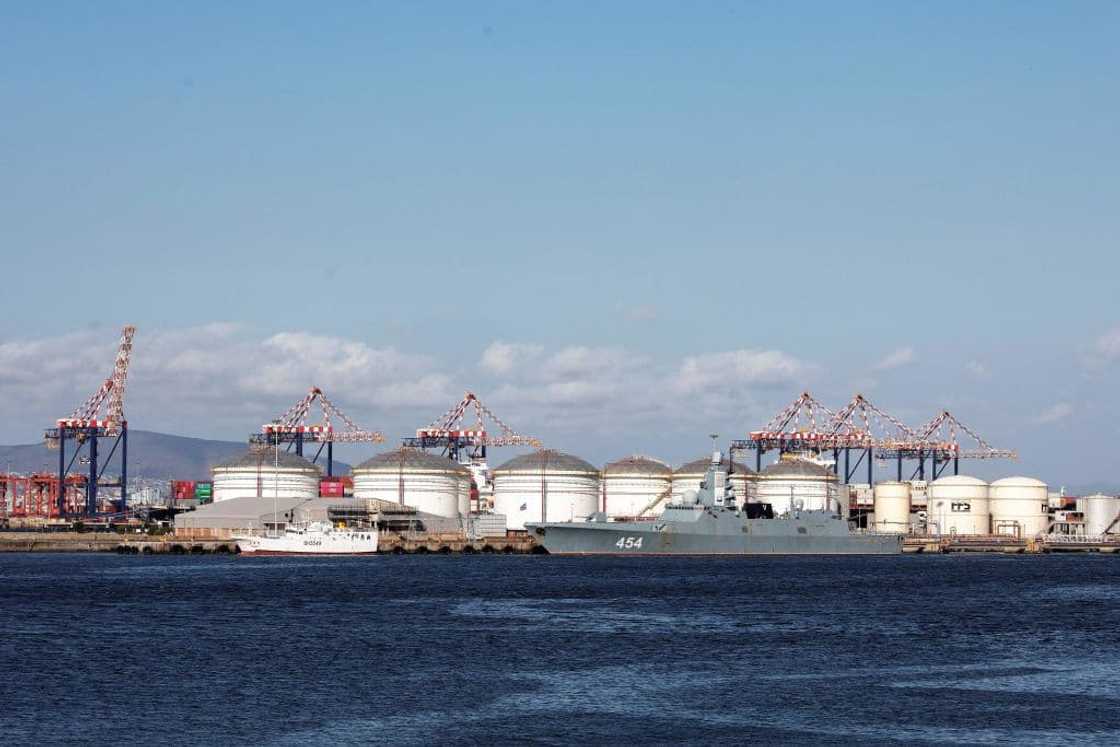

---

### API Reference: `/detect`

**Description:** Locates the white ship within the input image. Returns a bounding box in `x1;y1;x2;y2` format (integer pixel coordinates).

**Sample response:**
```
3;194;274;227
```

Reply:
235;521;379;556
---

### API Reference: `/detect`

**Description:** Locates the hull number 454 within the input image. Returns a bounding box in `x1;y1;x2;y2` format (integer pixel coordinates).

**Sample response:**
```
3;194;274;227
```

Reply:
615;536;643;549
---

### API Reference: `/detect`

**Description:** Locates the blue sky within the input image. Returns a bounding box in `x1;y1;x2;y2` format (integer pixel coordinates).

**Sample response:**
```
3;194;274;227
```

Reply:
1;3;1117;488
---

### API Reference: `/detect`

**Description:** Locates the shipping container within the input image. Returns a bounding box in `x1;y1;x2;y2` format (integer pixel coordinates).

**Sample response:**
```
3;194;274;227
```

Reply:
194;481;213;499
320;478;345;498
171;480;196;501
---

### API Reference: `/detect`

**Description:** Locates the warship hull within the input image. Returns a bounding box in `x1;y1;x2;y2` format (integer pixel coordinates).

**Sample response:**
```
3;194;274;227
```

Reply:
529;513;902;556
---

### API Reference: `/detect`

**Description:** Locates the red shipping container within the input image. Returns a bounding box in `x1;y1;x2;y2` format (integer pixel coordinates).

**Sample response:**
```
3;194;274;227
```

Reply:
171;480;196;500
319;479;345;498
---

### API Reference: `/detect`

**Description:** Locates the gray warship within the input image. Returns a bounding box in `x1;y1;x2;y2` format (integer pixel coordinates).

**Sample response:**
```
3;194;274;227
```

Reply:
528;450;902;555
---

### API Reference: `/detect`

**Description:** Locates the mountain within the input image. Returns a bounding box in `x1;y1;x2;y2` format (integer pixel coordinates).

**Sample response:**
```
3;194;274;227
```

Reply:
0;430;351;480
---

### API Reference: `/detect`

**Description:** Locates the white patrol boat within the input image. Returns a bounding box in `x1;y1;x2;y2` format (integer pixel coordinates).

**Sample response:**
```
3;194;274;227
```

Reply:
235;521;379;556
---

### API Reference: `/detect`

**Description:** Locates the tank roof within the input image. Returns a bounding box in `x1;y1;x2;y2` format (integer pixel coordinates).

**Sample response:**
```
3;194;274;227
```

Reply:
354;447;469;474
212;450;320;473
603;455;672;476
929;475;987;486
493;449;599;475
989;476;1047;488
674;456;753;475
758;459;834;479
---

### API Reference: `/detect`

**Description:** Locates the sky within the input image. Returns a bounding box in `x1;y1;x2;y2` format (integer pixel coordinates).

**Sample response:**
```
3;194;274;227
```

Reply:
1;2;1117;489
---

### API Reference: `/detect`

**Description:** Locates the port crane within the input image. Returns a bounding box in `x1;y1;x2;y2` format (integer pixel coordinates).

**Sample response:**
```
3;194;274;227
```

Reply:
876;410;1018;480
43;325;135;517
733;391;1016;484
248;387;384;476
402;391;541;462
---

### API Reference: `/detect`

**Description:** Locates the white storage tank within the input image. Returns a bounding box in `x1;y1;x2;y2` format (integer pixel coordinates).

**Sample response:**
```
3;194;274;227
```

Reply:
456;477;471;517
989;476;1049;539
1081;494;1120;536
211;450;321;503
928;475;989;535
672;456;753;506
492;450;600;530
602;455;673;518
754;455;837;515
352;448;469;518
873;482;911;534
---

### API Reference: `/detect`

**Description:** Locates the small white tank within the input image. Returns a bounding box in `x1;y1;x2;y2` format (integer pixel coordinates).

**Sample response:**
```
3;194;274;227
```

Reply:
352;448;469;518
928;475;989;535
211;451;321;503
1080;494;1120;536
989;477;1049;539
873;482;911;534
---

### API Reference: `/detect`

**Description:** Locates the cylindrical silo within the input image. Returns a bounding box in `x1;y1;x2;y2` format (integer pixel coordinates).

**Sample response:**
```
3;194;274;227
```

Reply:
927;475;989;535
601;455;673;518
352;448;469;518
671;456;753;505
1081;494;1120;536
211;450;321;503
492;450;600;530
753;456;837;515
457;476;470;517
873;481;911;534
989;477;1049;539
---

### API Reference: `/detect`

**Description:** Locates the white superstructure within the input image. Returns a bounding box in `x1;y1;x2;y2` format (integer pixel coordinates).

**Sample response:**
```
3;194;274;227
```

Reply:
989;476;1049;539
352;448;469;518
211;451;321;503
671;456;752;506
1081;494;1120;536
492;450;600;530
602;455;673;518
928;475;989;536
754;455;837;515
873;481;911;534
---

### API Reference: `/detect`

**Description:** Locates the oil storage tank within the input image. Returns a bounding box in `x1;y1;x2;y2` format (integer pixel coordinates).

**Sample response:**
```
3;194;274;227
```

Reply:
1082;494;1120;536
672;456;753;506
352;447;469;518
211;450;321;503
989;477;1049;539
602;455;672;518
873;481;911;534
928;475;989;535
492;450;600;530
754;455;837;515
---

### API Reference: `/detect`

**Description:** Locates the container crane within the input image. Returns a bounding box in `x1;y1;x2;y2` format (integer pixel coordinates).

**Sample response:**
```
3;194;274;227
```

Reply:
734;391;1017;484
43;325;135;517
248;387;384;476
731;391;840;471
403;391;541;461
878;410;1018;480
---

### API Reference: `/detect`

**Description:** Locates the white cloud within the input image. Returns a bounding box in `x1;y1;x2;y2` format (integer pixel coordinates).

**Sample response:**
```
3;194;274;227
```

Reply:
476;343;811;439
0;325;454;442
873;346;916;371
1095;326;1120;361
673;349;809;394
479;341;543;375
1033;402;1073;425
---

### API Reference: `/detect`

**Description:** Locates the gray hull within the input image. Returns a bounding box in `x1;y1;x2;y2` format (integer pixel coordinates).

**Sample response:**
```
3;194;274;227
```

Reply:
529;508;902;556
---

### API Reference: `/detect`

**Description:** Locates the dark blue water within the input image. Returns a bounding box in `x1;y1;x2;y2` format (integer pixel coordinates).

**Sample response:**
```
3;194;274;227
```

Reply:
1;554;1118;745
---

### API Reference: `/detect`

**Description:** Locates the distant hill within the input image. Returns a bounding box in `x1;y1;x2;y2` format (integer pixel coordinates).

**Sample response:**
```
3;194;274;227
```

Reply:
0;430;350;480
